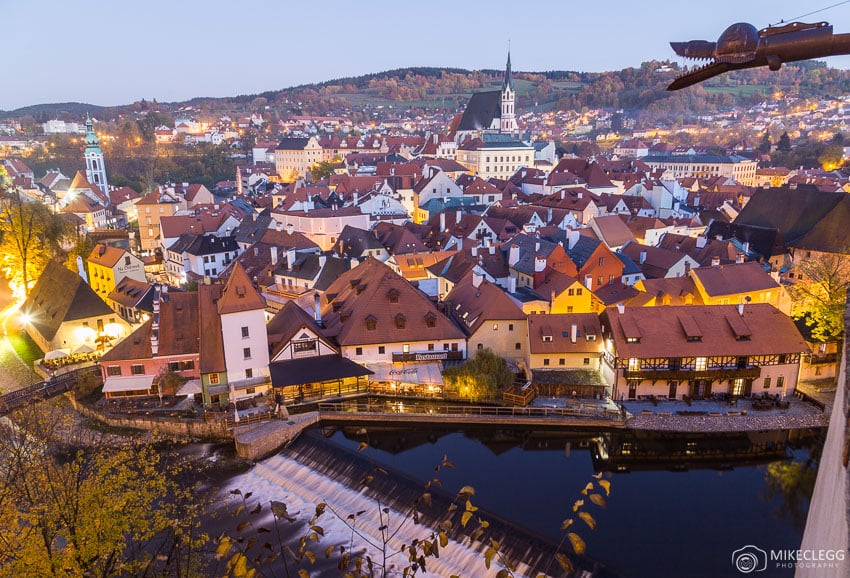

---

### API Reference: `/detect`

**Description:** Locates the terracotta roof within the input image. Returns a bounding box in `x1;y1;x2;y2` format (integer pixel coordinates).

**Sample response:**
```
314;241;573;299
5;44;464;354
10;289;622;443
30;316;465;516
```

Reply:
629;277;703;307
607;303;807;359
198;284;226;373
217;262;266;315
320;258;465;346
102;291;200;362
689;261;779;297
592;215;636;248
446;275;525;336
107;278;155;309
87;244;126;268
527;313;603;355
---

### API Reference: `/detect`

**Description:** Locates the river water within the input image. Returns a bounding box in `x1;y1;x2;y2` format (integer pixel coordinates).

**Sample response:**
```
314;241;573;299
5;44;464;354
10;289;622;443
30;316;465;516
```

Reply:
213;426;824;578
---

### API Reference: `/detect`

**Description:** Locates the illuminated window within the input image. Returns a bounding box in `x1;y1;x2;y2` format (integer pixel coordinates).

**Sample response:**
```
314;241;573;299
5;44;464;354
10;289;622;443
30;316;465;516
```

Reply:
628;358;640;372
695;357;707;372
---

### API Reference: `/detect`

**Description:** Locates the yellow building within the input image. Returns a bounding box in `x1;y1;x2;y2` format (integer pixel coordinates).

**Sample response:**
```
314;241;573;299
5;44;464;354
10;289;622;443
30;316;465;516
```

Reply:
274;136;323;182
87;244;148;302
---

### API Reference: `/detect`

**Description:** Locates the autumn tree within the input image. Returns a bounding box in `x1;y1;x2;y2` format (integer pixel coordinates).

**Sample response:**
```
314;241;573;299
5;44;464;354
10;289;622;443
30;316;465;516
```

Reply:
442;348;514;400
817;144;845;171
0;403;208;576
788;251;850;341
0;175;69;298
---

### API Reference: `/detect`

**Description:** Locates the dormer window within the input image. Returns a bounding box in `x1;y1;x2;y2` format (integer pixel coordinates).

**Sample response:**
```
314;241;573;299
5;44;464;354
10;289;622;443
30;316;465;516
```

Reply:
366;315;377;331
542;335;553;343
425;313;437;328
395;314;406;329
387;289;400;303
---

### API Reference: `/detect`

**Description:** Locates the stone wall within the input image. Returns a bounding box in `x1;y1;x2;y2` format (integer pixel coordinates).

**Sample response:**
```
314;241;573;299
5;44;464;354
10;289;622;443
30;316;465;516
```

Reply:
68;395;232;440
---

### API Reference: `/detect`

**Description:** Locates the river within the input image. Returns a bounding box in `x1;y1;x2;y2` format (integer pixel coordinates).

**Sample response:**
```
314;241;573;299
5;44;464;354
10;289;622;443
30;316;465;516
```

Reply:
212;426;824;578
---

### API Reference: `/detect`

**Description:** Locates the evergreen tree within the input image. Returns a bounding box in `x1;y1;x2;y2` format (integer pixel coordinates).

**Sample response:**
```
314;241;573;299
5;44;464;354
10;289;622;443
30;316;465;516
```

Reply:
758;132;772;154
778;132;792;152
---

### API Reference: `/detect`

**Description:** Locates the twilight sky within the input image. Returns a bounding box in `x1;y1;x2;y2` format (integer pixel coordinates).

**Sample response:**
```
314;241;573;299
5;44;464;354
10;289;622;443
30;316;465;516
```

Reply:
5;0;850;111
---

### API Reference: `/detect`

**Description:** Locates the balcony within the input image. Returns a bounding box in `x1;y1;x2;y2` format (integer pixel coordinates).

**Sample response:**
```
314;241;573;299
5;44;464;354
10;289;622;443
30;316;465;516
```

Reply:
624;367;761;381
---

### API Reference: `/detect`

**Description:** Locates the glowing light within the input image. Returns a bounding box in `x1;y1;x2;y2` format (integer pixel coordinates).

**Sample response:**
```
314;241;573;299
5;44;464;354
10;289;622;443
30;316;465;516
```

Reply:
18;312;31;325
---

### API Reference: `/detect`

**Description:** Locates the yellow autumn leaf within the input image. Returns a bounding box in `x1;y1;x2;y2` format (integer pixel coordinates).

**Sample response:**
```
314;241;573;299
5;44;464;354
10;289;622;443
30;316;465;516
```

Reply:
598;479;611;496
581;482;594;495
568;532;586;555
561;518;574;530
589;493;607;508
578;511;596;530
461;511;472;528
556;552;574;573
572;499;584;512
458;485;475;497
592;472;603;479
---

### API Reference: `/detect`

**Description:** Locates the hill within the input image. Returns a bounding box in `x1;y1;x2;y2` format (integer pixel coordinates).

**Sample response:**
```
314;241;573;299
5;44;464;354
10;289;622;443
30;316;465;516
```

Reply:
4;60;850;125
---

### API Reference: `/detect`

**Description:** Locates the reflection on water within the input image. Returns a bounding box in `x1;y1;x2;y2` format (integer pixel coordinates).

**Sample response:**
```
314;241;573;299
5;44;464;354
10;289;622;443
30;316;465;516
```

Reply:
317;425;825;578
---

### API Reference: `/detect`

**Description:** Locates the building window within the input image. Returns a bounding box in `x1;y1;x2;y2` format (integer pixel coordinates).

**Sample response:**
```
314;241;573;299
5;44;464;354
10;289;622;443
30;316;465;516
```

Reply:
443;343;450;350
131;364;144;375
777;376;785;389
245;368;253;379
583;358;590;365
508;324;514;331
451;343;458;351
107;366;122;376
559;358;565;366
568;288;574;296
515;342;522;350
695;357;707;372
355;347;363;356
763;377;771;389
366;318;377;331
598;257;605;266
493;323;499;331
209;373;219;384
241;326;250;338
378;346;385;355
477;343;484;350
543;358;550;366
243;347;251;359
628;358;639;372
576;288;583;295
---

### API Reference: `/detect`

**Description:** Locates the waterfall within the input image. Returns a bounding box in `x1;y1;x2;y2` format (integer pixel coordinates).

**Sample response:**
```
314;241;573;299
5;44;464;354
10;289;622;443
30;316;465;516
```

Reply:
220;432;613;577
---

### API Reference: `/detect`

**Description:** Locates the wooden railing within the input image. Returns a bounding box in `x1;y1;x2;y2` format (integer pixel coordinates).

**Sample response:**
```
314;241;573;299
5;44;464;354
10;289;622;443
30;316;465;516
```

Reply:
317;401;623;421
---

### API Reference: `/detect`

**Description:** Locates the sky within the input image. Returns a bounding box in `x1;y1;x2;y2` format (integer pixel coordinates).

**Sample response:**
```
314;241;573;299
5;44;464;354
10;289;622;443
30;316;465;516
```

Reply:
5;0;850;111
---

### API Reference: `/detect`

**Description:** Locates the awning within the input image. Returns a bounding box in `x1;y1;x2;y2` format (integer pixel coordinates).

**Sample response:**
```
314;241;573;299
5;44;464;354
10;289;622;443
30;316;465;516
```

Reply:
44;349;70;360
269;355;373;388
103;375;155;393
367;362;444;386
176;379;202;396
72;344;94;355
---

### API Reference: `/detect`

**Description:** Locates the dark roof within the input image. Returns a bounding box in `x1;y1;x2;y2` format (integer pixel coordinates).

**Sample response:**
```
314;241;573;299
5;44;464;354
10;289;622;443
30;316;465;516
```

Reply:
269;355;372;387
732;187;849;252
22;261;114;341
567;236;603;269
335;225;384;257
233;214;274;245
185;235;239;257
276;138;311;150
456;90;501;132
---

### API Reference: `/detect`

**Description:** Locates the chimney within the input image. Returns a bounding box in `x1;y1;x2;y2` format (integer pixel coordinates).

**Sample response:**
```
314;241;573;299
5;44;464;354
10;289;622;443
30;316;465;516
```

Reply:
286;248;296;270
535;242;540;252
287;223;294;235
150;329;159;357
737;302;745;316
254;246;259;257
318;255;327;268
570;323;578;344
440;212;446;232
616;303;625;314
314;291;323;326
547;207;553;223
560;190;565;200
742;241;750;254
577;191;583;199
695;236;707;249
584;275;593;290
509;244;520;266
472;272;483;288
276;221;283;232
507;275;517;294
711;256;721;267
639;251;647;264
736;253;745;264
489;245;495;255
456;209;462;223
567;229;580;250
353;191;359;205
534;256;546;272
472;246;478;256
270;246;277;265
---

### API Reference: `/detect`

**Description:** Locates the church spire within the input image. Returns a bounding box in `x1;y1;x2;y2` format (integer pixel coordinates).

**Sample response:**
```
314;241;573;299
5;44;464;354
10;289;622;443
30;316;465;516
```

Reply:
504;48;514;91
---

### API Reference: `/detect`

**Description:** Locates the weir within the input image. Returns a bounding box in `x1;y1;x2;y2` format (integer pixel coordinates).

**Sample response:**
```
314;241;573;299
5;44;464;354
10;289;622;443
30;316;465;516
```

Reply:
258;431;618;578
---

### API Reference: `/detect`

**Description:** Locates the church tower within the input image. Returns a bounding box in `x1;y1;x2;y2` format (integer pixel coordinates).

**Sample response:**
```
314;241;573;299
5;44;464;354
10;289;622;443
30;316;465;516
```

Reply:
500;51;517;134
84;114;109;194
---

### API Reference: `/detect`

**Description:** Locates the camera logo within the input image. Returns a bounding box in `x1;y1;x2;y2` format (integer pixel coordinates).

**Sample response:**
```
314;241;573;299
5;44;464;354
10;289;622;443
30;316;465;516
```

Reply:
733;545;768;573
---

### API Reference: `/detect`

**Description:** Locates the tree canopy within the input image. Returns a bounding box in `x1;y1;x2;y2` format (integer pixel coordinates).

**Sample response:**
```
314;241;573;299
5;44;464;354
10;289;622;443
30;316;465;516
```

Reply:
789;251;850;341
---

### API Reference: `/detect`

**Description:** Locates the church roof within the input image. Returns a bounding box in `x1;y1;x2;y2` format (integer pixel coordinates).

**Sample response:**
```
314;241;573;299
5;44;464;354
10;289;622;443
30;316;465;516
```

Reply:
456;90;501;132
